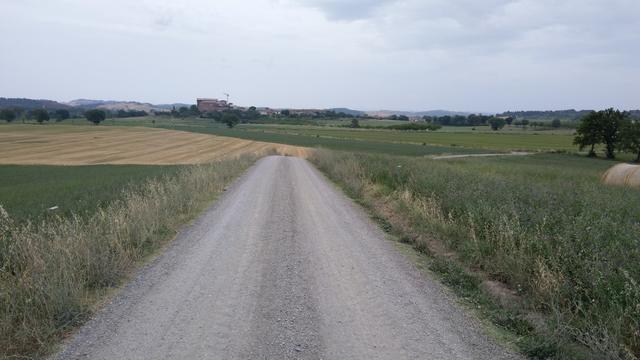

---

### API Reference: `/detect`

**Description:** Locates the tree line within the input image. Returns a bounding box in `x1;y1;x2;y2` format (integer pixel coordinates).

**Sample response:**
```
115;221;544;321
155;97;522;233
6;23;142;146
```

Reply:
574;108;640;161
0;108;72;123
0;108;107;125
0;107;148;123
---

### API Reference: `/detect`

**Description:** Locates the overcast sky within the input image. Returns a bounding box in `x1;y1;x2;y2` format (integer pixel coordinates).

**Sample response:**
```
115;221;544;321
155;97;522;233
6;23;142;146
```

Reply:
1;0;638;112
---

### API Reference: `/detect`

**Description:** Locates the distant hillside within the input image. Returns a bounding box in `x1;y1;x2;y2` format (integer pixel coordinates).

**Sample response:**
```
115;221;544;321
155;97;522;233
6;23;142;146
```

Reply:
155;103;193;110
499;110;593;121
67;99;193;112
499;109;639;121
328;108;365;116
0;97;71;110
66;99;108;108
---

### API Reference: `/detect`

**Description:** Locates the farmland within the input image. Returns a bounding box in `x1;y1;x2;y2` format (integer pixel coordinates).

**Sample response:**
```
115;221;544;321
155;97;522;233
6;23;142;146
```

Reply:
93;116;576;153
163;124;481;156
0;124;306;222
85;115;573;152
0;164;182;222
234;124;576;152
0;125;307;165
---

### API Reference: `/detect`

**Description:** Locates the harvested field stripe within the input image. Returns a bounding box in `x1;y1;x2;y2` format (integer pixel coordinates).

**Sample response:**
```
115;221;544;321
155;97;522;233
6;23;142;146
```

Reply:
0;125;309;165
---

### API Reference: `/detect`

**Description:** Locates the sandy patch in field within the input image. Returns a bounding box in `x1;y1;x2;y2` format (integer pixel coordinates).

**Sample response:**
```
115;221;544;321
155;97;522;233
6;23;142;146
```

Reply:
0;126;309;165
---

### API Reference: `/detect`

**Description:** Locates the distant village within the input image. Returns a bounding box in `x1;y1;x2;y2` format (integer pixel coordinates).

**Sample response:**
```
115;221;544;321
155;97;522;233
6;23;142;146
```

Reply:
196;98;323;117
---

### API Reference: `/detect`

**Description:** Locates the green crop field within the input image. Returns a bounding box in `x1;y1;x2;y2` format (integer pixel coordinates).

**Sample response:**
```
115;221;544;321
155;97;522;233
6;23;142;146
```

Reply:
237;124;576;152
0;165;183;222
90;116;577;153
160;124;482;156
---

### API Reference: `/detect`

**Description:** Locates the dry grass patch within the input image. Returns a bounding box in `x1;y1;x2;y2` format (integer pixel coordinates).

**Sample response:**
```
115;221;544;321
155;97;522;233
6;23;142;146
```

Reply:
0;125;308;165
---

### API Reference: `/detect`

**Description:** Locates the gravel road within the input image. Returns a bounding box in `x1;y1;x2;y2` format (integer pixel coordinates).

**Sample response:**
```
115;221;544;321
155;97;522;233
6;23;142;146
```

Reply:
54;156;520;360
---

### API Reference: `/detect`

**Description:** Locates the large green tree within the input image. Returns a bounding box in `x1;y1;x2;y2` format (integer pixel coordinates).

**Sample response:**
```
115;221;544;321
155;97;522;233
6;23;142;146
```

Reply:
620;120;640;162
600;108;627;159
221;112;239;128
85;109;106;125
54;109;70;121
574;111;602;157
244;106;260;121
0;109;16;122
32;109;50;124
489;117;506;131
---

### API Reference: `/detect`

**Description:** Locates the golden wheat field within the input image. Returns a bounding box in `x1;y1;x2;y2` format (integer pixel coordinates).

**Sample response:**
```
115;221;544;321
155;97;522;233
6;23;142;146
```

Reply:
0;125;308;165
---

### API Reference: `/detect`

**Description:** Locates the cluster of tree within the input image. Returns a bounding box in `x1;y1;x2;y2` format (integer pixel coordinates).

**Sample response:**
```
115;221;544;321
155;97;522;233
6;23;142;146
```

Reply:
201;107;263;127
0;109;17;122
574;108;640;161
201;109;242;128
313;110;357;119
488;117;507;130
386;123;442;131
424;114;511;128
31;109;51;123
420;114;565;130
85;109;107;125
388;114;410;121
115;109;148;118
515;119;564;128
275;109;358;119
500;109;591;121
501;109;640;123
171;105;200;118
0;108;73;123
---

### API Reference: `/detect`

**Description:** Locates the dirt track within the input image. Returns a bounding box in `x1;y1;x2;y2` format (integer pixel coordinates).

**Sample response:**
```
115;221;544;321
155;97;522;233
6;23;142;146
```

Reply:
0;126;307;165
431;151;531;160
54;156;520;360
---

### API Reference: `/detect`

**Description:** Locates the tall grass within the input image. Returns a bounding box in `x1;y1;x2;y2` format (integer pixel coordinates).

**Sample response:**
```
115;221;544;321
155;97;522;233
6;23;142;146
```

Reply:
0;156;256;358
310;150;640;359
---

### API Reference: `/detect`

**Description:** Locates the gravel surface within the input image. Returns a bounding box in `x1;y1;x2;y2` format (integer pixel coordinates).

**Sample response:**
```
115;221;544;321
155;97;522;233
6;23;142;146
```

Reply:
54;156;521;360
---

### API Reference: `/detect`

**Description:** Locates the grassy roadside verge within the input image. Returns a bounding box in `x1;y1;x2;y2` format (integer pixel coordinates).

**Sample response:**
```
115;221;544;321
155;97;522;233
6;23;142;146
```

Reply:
309;150;640;360
0;155;258;358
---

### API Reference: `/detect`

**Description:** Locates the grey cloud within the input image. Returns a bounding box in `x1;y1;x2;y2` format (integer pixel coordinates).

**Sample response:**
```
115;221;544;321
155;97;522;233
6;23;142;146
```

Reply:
1;0;638;111
298;0;393;20
360;0;639;62
298;0;639;59
153;16;174;30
